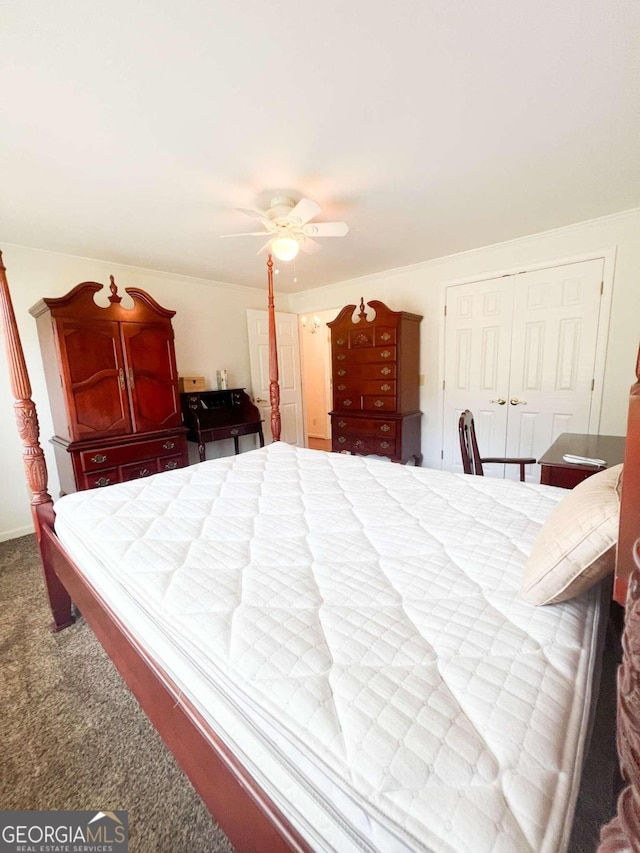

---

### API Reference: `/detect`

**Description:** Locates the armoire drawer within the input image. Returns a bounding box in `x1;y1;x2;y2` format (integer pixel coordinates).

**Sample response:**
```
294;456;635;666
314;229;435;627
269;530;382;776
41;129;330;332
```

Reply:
333;380;396;396
332;434;397;457
333;346;396;365
362;395;396;412
121;459;160;482
78;435;184;472
334;363;397;381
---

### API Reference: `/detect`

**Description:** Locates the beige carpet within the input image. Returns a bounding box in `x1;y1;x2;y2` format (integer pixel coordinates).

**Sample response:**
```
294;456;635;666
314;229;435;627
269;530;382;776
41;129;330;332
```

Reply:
0;533;622;852
0;534;234;853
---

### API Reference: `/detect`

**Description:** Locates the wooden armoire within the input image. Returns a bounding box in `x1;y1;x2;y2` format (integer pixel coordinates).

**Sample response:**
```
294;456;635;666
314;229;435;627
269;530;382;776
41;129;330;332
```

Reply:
30;277;188;493
328;298;423;465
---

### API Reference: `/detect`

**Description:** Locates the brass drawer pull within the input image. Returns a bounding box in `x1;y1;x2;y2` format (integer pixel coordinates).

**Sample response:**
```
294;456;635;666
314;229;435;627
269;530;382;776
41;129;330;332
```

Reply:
380;441;390;449
374;400;384;408
139;468;151;477
337;384;346;391
164;461;178;470
91;453;107;464
336;337;346;345
337;369;346;376
381;367;391;375
380;350;391;358
381;384;391;392
343;399;352;407
380;424;391;433
230;428;239;436
337;354;346;361
162;440;175;449
380;332;391;342
338;436;346;443
338;420;346;428
95;477;111;487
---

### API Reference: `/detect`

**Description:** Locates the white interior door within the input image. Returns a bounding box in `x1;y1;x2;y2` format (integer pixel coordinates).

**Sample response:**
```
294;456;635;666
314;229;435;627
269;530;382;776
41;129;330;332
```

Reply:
246;309;304;445
442;258;606;481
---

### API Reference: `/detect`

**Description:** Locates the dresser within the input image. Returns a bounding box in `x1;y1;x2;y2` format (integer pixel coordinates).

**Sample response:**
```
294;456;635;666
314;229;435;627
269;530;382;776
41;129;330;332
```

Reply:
181;388;264;461
328;298;423;465
30;277;188;494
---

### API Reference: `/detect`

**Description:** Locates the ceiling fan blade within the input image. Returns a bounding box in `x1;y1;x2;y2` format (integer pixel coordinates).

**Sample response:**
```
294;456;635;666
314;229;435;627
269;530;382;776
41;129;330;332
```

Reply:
300;237;322;254
257;239;274;255
302;221;349;237
220;231;269;237
288;197;321;226
236;207;270;223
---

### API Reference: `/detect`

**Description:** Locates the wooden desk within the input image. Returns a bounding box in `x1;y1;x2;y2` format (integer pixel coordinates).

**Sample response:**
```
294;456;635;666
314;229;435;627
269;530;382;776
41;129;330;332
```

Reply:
181;389;264;462
538;432;626;489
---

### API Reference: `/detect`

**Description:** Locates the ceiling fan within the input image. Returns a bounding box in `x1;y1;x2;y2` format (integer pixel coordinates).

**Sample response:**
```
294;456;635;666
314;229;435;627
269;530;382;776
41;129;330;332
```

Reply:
221;196;349;261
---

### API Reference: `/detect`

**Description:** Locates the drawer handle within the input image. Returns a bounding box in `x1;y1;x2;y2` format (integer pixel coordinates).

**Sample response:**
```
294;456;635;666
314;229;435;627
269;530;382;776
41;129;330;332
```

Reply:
338;420;346;428
336;337;346;345
380;332;391;342
380;424;391;433
374;400;384;408
164;461;178;470
354;440;364;448
380;441;390;449
95;477;111;487
381;384;391;392
140;468;151;477
381;367;391;375
162;440;175;449
380;350;391;358
230;428;239;435
338;436;346;443
337;369;346;377
343;399;353;407
91;453;107;464
337;384;346;391
337;354;346;361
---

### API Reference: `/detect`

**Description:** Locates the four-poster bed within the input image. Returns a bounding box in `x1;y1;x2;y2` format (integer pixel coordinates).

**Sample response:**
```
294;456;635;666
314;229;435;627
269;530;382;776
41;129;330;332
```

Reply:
1;247;639;850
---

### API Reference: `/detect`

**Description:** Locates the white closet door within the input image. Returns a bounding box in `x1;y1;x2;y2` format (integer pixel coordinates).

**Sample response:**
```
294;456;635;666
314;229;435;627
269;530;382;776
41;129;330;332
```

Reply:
442;257;605;481
441;276;514;477
505;258;605;476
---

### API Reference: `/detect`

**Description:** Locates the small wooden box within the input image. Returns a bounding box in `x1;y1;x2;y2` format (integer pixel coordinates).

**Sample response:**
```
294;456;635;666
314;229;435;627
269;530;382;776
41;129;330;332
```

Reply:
179;376;206;393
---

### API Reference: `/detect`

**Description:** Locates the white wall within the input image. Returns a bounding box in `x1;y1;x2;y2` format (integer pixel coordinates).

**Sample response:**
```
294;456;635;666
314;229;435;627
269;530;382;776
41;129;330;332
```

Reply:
0;244;290;541
289;209;640;470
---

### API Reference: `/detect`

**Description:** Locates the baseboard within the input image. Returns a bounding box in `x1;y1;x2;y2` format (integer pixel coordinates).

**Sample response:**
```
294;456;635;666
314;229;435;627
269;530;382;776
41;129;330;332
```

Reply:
0;523;35;542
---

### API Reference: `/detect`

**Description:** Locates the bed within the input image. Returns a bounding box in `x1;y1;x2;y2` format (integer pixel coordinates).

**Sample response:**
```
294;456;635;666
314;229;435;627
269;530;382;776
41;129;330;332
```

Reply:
1;249;639;851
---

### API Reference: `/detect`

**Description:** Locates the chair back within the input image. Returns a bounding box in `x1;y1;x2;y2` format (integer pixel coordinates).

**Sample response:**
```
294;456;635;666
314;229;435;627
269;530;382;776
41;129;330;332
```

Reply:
458;410;484;476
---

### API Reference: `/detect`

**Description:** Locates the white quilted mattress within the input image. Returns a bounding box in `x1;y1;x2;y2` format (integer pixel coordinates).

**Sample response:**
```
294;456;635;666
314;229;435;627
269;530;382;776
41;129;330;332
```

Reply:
53;443;604;853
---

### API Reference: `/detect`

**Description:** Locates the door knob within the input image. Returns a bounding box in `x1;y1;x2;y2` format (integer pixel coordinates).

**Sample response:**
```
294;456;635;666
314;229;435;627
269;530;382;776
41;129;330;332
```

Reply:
490;398;506;405
256;397;268;403
510;398;527;405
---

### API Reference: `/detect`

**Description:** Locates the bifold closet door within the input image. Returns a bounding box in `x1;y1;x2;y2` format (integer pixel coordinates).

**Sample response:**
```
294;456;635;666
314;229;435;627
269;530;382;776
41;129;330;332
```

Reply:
442;258;605;481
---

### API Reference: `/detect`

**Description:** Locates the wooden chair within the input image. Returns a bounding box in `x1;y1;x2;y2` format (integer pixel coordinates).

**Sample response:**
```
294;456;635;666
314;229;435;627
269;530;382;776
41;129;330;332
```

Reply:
458;410;536;482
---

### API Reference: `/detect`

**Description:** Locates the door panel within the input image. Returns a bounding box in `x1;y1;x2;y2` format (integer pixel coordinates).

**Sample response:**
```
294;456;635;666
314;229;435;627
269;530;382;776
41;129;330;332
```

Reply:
121;323;182;433
58;319;131;440
246;309;304;445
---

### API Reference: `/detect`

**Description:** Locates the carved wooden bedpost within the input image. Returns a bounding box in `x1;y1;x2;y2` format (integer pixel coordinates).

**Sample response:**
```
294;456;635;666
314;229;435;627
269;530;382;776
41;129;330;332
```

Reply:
0;250;74;630
267;254;281;442
600;538;640;852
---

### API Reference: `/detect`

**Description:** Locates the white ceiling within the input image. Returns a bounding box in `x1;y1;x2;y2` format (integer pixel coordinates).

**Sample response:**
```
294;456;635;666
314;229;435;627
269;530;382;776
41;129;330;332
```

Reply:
1;1;639;293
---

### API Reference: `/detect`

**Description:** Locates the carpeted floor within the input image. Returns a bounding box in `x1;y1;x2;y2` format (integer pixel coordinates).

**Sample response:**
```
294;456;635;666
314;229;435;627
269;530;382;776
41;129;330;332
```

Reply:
0;535;234;852
0;534;622;852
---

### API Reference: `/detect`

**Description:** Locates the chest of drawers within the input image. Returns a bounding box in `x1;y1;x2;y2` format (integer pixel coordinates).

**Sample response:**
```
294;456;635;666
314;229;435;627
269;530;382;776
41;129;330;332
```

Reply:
328;299;423;465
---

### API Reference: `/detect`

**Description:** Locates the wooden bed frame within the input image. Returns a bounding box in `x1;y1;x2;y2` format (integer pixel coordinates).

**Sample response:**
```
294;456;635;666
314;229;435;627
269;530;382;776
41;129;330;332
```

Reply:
1;247;639;850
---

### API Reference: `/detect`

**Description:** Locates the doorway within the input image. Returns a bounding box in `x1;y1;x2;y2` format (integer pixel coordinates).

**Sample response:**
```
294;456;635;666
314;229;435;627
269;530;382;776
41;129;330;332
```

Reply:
441;257;611;481
298;308;339;447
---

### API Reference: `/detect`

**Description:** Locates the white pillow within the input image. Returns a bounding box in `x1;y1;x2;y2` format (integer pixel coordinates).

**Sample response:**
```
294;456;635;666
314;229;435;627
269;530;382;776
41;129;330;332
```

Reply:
521;464;622;605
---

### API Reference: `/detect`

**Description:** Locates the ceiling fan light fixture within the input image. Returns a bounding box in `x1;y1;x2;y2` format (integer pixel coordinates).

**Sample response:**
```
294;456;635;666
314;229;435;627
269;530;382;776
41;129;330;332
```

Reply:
271;234;300;261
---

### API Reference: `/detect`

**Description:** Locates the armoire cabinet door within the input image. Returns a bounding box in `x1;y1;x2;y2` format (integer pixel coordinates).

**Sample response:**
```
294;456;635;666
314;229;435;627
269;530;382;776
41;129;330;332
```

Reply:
57;319;132;440
120;322;182;433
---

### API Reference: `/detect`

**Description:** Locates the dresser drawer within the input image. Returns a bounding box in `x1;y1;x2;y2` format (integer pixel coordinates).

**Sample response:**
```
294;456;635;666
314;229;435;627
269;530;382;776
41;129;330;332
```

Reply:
374;327;396;346
334;379;396;396
349;329;375;348
333;346;396;365
334;396;362;411
79;435;184;472
159;454;183;473
334;363;397;381
121;459;160;482
331;416;397;438
332;434;397;457
80;468;120;490
363;395;396;412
